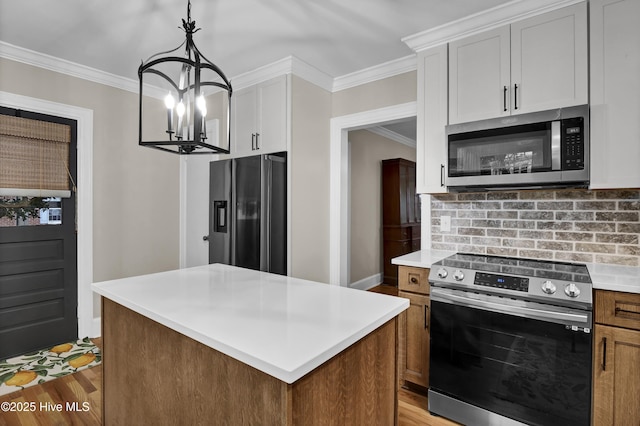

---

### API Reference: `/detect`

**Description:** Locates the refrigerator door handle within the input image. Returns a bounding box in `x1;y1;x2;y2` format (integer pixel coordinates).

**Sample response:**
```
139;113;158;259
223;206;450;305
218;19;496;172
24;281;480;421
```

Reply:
260;156;271;271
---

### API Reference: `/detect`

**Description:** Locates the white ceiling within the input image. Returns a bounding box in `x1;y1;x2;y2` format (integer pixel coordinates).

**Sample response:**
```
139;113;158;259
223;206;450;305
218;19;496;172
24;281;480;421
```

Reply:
0;0;512;82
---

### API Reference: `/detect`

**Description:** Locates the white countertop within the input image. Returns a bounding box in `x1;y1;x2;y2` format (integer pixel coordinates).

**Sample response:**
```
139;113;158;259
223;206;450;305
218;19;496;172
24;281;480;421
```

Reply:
392;249;640;295
92;264;408;384
391;249;455;268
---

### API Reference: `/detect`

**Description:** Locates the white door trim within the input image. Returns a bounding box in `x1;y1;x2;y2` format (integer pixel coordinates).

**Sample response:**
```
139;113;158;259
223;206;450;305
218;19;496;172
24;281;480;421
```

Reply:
0;91;94;337
329;101;417;286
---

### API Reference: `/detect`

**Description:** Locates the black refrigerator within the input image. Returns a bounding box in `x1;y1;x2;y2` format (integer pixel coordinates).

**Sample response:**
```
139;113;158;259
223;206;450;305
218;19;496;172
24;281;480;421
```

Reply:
208;152;287;275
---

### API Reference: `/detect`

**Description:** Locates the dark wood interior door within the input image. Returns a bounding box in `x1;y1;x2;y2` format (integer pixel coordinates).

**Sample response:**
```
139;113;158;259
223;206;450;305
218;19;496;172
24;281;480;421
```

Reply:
0;108;77;359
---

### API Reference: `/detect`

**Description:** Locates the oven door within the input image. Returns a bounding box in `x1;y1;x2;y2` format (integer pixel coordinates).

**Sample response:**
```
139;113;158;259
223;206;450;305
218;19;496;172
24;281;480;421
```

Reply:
429;287;592;426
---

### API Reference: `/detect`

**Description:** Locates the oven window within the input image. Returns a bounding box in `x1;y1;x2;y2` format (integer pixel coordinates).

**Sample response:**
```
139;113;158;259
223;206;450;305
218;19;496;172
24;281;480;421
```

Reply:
430;300;591;426
448;122;552;177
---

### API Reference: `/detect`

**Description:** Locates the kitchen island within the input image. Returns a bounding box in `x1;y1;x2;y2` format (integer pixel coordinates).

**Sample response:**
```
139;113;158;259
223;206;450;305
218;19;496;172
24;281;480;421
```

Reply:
92;264;409;425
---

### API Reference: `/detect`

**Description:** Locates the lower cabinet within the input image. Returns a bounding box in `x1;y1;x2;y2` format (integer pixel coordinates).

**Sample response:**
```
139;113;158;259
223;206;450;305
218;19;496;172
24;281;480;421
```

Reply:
593;290;640;425
397;266;430;389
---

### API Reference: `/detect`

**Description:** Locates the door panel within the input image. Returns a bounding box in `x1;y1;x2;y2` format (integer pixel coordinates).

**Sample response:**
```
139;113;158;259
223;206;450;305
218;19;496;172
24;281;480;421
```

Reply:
0;109;77;359
511;2;588;114
449;26;511;124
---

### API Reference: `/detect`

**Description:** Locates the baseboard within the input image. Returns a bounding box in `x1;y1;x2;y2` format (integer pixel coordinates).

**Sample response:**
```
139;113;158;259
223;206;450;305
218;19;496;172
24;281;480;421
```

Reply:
349;273;383;291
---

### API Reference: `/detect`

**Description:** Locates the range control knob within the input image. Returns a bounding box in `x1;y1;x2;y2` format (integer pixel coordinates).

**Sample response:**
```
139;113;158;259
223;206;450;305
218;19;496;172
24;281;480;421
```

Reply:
541;280;557;295
564;283;581;298
453;270;465;281
437;268;448;279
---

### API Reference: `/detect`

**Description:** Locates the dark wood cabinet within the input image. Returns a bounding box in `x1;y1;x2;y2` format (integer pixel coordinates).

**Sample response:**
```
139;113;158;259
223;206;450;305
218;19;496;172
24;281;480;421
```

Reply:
382;158;421;286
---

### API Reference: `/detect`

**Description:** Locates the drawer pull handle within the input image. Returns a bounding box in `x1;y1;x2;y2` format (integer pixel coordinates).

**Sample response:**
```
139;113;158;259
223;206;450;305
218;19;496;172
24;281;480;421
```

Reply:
410;277;418;284
615;307;640;316
602;337;607;371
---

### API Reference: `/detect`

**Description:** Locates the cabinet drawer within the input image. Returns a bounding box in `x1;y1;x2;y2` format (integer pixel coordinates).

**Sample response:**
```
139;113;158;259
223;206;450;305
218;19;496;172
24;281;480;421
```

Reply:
595;290;640;331
398;266;430;295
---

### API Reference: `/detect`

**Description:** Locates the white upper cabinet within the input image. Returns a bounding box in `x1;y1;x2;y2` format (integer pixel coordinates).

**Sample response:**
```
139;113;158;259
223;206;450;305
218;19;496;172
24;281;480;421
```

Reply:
589;0;640;189
232;75;288;157
416;44;448;194
232;88;258;158
449;2;588;124
511;4;588;114
449;27;511;124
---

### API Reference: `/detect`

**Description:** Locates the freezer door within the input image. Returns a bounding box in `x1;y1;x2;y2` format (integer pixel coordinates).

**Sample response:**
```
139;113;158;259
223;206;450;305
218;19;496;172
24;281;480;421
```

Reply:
263;153;287;275
209;159;232;265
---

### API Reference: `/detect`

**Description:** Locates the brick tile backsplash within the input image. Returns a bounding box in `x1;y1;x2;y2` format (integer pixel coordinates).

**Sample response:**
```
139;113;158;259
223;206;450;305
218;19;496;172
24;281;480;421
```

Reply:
431;189;640;266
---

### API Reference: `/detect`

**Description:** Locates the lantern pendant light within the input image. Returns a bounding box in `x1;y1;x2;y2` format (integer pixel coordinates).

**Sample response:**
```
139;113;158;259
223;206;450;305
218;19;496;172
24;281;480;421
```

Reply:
138;0;232;154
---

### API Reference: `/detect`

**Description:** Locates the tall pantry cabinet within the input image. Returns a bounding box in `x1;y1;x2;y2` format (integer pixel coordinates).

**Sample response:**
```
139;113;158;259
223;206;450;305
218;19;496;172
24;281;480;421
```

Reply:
382;159;420;286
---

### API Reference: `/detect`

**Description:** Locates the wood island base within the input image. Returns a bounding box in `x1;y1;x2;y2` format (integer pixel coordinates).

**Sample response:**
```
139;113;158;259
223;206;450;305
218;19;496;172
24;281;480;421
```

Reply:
102;298;398;425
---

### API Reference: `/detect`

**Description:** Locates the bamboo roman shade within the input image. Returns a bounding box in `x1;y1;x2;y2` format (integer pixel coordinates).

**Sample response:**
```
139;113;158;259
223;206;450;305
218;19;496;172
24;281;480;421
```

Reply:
0;114;72;197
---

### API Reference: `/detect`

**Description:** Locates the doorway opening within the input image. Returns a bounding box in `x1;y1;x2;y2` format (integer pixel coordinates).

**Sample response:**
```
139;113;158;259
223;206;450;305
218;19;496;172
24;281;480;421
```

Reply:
0;91;94;342
0;107;77;359
348;118;418;290
329;101;417;287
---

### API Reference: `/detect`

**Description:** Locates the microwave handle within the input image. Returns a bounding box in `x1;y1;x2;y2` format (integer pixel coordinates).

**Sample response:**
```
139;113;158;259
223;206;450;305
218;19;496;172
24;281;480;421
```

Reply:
551;120;561;171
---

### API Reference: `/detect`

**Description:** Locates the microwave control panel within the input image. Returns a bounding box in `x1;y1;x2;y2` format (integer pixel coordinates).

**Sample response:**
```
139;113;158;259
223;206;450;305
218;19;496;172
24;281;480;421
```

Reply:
562;117;584;170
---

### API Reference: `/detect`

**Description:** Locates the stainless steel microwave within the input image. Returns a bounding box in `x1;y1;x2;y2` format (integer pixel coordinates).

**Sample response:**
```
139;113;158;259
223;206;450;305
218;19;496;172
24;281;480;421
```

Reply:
446;105;589;191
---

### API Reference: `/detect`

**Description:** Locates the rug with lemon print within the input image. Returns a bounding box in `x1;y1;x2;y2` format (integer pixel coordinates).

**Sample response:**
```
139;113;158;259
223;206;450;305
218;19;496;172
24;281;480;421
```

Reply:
0;337;101;396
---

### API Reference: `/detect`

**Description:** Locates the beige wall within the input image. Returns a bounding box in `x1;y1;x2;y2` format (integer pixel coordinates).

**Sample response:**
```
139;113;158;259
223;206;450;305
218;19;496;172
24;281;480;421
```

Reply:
288;72;417;284
332;72;417;117
349;130;416;284
0;58;181;317
286;71;418;284
290;76;332;283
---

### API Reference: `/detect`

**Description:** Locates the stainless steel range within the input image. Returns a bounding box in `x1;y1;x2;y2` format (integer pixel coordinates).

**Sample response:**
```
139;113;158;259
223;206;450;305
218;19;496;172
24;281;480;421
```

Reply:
428;253;593;426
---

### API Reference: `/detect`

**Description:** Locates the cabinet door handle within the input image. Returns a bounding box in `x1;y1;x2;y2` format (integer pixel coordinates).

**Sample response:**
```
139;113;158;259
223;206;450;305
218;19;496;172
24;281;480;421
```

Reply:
602;337;607;371
256;132;260;150
503;86;508;112
514;84;519;110
440;164;445;187
251;133;256;150
424;305;429;330
615;307;640;317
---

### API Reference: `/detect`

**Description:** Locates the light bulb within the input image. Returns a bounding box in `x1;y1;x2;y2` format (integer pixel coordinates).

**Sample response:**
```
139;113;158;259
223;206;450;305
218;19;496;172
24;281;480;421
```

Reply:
196;94;207;116
176;101;185;117
164;93;175;109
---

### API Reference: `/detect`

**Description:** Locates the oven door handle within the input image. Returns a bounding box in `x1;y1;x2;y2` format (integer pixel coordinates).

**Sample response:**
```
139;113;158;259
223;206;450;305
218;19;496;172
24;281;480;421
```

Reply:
431;288;591;328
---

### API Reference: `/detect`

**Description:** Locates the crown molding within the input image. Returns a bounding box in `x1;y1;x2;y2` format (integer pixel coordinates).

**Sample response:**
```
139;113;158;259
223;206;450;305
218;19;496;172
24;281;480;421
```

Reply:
366;126;416;149
332;55;416;92
230;56;334;92
402;0;584;52
1;39;416;96
0;41;167;99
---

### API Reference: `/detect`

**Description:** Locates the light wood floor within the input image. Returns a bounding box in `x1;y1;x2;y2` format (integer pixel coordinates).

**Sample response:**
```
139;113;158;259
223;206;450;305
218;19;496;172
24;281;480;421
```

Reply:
0;306;458;426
